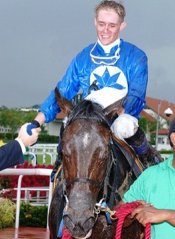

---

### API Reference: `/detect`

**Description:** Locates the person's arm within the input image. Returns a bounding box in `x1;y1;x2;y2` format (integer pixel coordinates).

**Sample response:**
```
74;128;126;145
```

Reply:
170;132;175;147
34;112;46;126
0;140;23;170
0;123;40;170
124;52;148;118
17;123;41;147
38;90;61;124
131;204;175;227
31;56;81;128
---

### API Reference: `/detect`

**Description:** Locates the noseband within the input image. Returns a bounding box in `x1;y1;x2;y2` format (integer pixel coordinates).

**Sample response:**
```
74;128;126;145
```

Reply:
65;177;104;189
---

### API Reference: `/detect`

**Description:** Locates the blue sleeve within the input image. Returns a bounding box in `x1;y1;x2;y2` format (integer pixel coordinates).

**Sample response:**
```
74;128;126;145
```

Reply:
124;96;145;118
39;55;82;123
124;53;148;118
57;56;83;100
39;90;61;123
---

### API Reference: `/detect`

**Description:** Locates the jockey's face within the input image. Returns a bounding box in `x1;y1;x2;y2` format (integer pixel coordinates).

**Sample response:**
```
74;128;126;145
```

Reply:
95;9;126;46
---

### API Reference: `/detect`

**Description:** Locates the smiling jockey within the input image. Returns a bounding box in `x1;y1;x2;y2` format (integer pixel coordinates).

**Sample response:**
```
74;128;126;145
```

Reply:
26;1;162;181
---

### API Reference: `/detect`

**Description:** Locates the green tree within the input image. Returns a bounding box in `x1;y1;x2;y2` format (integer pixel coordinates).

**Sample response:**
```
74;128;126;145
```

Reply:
139;117;157;144
0;109;37;139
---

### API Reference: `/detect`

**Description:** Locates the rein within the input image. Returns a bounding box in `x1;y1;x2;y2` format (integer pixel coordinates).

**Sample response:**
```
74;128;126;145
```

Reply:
115;201;151;239
61;201;151;239
65;177;103;189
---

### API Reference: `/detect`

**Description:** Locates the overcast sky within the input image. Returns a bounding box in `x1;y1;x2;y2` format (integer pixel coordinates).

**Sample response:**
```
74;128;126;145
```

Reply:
0;0;174;108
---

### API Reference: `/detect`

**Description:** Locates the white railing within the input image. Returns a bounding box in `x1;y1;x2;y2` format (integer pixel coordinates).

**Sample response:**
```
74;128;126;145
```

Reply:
0;168;53;229
28;143;58;164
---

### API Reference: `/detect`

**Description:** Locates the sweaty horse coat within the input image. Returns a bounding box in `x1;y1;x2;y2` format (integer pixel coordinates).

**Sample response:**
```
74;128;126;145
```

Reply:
49;90;145;239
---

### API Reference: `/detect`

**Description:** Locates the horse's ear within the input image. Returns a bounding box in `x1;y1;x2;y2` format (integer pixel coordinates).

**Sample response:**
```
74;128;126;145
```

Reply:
55;87;73;116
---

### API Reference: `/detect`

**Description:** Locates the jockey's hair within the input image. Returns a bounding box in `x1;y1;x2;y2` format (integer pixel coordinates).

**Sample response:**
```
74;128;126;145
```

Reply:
95;0;126;22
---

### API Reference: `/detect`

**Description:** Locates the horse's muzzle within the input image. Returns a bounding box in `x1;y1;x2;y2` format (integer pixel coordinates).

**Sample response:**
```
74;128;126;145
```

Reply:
63;212;95;238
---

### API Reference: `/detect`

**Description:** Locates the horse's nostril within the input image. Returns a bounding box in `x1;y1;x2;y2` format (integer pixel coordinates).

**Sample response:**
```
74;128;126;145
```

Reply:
63;215;74;231
63;214;95;237
83;216;95;231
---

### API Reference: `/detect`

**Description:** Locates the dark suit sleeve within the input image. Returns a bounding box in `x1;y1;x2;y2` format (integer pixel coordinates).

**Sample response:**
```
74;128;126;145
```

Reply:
0;140;24;171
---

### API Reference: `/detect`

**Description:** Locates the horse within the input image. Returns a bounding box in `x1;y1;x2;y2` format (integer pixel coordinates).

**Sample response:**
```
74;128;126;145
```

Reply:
49;89;145;239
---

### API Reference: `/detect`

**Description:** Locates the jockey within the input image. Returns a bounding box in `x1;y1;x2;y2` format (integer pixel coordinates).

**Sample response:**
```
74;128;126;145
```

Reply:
27;1;162;180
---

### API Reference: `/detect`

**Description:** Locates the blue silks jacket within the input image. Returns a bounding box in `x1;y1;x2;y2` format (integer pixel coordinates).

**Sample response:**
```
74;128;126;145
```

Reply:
39;39;148;123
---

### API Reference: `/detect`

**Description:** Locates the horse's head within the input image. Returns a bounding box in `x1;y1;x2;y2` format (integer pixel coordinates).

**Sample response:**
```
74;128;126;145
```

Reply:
55;89;111;238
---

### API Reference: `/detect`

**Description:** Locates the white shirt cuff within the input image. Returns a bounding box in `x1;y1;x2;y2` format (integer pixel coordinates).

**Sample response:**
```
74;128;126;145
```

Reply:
15;138;26;154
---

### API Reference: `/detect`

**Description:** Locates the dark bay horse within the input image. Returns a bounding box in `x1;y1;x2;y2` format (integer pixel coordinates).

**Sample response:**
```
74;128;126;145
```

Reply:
49;89;144;239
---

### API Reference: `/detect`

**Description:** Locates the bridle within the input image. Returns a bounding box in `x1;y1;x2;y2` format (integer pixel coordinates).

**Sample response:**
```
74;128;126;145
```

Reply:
64;177;104;189
62;145;115;224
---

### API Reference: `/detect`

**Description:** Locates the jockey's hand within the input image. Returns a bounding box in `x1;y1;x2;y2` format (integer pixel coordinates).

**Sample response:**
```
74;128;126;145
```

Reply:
26;120;40;135
18;123;41;147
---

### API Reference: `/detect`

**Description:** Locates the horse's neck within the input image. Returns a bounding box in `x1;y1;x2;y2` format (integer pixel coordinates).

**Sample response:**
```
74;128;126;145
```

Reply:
111;133;144;177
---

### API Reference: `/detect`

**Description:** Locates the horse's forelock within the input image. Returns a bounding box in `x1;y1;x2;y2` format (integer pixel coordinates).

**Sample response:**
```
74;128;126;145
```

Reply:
66;100;110;128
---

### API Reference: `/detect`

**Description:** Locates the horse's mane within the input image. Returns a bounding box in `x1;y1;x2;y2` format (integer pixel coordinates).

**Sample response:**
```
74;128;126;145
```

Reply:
66;100;110;128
